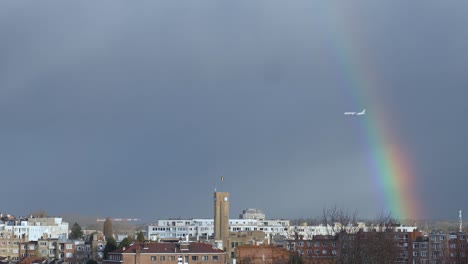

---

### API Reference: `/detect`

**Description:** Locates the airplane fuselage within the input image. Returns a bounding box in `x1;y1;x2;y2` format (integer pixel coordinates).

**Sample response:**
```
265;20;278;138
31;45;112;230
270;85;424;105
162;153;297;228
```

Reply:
344;109;365;116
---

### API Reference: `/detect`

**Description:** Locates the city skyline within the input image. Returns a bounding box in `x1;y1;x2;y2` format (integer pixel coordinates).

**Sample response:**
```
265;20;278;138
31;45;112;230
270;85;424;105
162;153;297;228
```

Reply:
1;1;468;220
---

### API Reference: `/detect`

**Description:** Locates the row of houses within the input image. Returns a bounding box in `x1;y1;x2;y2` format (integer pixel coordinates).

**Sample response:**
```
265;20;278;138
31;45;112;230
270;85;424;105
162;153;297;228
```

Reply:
0;233;106;264
0;215;107;264
236;230;468;264
106;229;468;264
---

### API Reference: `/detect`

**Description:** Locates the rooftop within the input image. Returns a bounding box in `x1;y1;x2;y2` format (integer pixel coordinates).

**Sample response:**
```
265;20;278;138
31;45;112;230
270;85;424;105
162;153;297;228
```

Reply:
110;242;225;254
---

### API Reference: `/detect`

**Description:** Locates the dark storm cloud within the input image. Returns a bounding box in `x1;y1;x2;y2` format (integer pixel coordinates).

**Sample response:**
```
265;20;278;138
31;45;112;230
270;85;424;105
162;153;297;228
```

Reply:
1;0;467;221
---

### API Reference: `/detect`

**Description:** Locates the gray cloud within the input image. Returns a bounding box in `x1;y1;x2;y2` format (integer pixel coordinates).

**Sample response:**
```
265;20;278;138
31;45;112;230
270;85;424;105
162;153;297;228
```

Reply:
1;0;467;221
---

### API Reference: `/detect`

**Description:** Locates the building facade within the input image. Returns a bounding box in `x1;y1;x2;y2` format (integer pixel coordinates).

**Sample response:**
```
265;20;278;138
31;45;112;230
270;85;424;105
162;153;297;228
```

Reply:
104;242;226;264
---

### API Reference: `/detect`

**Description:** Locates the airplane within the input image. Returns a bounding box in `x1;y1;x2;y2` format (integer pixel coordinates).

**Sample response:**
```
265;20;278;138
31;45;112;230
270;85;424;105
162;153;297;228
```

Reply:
344;109;366;116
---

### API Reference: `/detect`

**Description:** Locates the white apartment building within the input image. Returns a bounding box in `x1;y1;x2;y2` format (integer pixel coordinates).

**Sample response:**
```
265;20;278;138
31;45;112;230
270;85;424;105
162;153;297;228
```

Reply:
288;222;419;239
147;218;291;241
239;209;266;221
147;219;418;241
0;217;68;241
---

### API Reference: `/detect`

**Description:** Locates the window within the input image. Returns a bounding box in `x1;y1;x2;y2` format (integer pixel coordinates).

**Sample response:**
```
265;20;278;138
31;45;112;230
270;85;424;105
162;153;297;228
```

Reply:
332;250;337;255
160;256;165;261
322;250;327;254
66;244;73;249
151;256;157;261
66;253;73;258
169;256;175;261
314;242;319;247
192;256;199;261
322;242;327;247
202;256;209;261
212;256;218;261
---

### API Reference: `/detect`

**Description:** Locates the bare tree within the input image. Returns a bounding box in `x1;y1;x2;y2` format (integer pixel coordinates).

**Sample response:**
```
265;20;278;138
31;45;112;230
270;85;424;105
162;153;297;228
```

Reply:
238;255;253;264
321;205;357;235
30;209;47;218
320;207;400;264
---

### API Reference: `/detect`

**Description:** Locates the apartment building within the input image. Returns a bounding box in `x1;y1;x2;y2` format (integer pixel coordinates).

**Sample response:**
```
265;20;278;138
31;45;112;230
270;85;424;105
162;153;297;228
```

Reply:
0;232;23;261
448;232;468;263
225;231;267;260
412;235;429;264
285;235;338;260
0;217;68;241
148;218;292;242
239;209;265;221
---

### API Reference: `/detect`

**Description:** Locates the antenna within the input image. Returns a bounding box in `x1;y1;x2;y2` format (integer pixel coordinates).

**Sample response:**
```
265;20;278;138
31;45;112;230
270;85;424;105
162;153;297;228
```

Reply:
459;210;463;233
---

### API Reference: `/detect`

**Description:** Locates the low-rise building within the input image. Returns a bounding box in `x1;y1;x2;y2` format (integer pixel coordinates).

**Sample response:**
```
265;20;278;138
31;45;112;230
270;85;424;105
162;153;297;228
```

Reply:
104;242;226;264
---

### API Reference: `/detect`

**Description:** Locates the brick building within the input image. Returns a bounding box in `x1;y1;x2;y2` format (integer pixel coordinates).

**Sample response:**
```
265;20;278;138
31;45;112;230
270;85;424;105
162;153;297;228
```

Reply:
448;232;468;263
235;245;289;264
104;242;226;264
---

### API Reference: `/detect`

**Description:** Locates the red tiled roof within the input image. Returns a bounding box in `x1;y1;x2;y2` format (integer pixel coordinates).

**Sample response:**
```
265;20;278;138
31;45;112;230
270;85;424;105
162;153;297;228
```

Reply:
16;257;47;264
110;242;224;254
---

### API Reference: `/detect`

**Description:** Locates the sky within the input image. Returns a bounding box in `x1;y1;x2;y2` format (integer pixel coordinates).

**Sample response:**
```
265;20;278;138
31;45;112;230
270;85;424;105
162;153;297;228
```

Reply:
1;1;468;222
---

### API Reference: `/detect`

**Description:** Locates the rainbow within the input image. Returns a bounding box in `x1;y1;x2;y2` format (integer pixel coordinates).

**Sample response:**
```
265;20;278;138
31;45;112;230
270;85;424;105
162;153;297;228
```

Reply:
322;3;421;220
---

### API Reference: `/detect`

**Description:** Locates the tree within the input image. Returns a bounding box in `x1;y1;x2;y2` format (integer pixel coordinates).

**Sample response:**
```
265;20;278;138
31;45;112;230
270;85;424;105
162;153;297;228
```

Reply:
136;231;145;242
118;237;131;249
332;210;399;264
69;222;84;240
317;206;400;264
289;251;305;264
103;218;113;239
86;260;98;264
239;255;253;264
30;209;47;218
104;237;117;259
